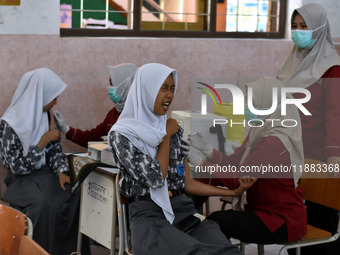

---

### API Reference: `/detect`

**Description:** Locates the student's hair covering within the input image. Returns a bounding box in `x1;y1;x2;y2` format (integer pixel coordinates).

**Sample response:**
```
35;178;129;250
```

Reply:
108;63;138;112
278;3;340;88
109;63;177;155
109;63;177;223
1;68;67;159
240;77;304;187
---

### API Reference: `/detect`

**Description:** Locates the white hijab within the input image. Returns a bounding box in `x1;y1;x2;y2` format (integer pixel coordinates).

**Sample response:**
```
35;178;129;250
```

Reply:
278;3;340;88
108;63;138;112
109;63;178;223
1;68;67;167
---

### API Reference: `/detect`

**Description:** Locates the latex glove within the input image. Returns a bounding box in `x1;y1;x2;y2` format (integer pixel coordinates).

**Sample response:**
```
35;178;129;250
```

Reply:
189;131;213;158
53;111;70;134
224;141;235;156
180;137;191;156
180;137;204;166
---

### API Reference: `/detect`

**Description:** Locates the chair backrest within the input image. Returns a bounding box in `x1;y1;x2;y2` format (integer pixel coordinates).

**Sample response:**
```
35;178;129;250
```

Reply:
18;236;49;255
0;165;8;202
300;158;340;211
116;171;131;205
0;204;29;255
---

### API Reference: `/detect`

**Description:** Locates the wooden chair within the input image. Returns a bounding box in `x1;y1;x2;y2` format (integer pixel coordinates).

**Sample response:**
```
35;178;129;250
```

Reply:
116;171;133;255
0;204;47;255
18;236;49;255
278;158;340;255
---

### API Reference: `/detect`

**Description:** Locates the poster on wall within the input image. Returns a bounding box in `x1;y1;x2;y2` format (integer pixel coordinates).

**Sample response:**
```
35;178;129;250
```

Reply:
0;0;20;5
60;4;72;28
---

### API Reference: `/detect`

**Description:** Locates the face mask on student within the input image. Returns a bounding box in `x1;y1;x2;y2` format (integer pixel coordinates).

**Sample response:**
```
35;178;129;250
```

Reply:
108;86;122;103
291;22;326;49
245;104;263;125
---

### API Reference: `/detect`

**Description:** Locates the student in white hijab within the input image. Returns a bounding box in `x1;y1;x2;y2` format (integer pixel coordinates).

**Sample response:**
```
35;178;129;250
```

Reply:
54;63;137;148
109;63;252;255
278;4;340;254
0;68;89;255
183;77;307;245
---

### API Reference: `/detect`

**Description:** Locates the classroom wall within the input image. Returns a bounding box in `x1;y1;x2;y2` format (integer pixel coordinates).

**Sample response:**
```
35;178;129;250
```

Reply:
0;35;295;153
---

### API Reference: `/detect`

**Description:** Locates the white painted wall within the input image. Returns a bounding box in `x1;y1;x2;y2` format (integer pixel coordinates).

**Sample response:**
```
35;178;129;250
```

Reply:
0;0;60;34
302;0;340;37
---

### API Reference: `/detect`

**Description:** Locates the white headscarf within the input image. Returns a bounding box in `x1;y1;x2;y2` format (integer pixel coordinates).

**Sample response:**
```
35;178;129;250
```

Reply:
109;63;178;223
278;3;340;88
108;63;137;112
1;68;67;167
241;77;304;187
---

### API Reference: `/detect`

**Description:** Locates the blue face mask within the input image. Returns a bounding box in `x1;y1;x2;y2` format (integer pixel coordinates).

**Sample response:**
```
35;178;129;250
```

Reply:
291;22;326;49
108;87;122;104
291;30;315;49
245;104;262;125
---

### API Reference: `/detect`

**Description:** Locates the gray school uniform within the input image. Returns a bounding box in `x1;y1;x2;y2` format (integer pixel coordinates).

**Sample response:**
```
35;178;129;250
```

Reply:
110;128;241;255
0;120;81;255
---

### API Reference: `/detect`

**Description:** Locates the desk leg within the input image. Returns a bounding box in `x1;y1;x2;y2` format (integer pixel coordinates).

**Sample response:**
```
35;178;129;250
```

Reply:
110;178;117;255
77;184;84;252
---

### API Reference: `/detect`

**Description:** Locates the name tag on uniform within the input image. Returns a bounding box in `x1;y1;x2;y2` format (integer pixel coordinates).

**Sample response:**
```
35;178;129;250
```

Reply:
177;164;185;176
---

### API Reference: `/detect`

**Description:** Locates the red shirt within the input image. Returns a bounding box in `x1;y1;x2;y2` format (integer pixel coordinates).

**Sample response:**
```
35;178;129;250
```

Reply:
66;107;120;148
293;66;340;161
202;135;307;242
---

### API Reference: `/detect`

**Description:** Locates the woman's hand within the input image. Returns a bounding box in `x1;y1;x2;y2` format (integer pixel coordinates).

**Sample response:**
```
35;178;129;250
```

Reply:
37;129;61;150
234;176;257;196
188;131;213;159
59;172;70;191
166;118;179;137
44;129;61;142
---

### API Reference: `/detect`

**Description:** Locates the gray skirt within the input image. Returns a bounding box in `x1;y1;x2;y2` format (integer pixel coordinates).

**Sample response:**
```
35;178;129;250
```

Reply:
3;166;81;255
129;193;241;255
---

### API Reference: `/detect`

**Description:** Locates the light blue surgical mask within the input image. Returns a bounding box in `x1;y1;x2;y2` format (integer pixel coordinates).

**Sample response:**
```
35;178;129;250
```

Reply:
291;30;315;49
108;86;122;103
291;22;326;49
245;104;263;125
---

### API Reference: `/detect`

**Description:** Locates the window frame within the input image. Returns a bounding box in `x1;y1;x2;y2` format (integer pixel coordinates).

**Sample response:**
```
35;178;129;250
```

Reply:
60;0;287;38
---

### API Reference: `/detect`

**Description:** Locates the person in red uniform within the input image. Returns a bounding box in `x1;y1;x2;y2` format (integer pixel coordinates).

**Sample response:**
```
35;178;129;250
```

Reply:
53;63;137;147
278;4;340;254
182;77;307;244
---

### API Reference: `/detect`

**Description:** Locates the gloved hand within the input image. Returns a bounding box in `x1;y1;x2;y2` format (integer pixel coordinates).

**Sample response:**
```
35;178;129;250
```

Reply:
180;137;204;166
53;111;70;134
189;131;213;158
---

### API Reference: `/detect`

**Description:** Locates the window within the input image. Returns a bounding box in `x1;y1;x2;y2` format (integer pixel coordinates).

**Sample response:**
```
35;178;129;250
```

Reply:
60;0;286;38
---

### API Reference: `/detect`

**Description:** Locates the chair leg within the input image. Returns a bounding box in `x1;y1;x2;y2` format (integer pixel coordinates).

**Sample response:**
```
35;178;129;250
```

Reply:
257;244;264;255
296;247;301;255
240;242;246;254
205;197;210;215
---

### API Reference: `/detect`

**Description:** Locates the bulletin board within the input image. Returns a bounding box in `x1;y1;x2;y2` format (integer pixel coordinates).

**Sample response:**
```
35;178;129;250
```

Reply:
0;0;20;5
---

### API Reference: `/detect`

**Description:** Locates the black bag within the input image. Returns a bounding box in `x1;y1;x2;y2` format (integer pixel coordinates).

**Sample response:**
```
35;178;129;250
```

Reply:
67;154;112;194
174;214;204;233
